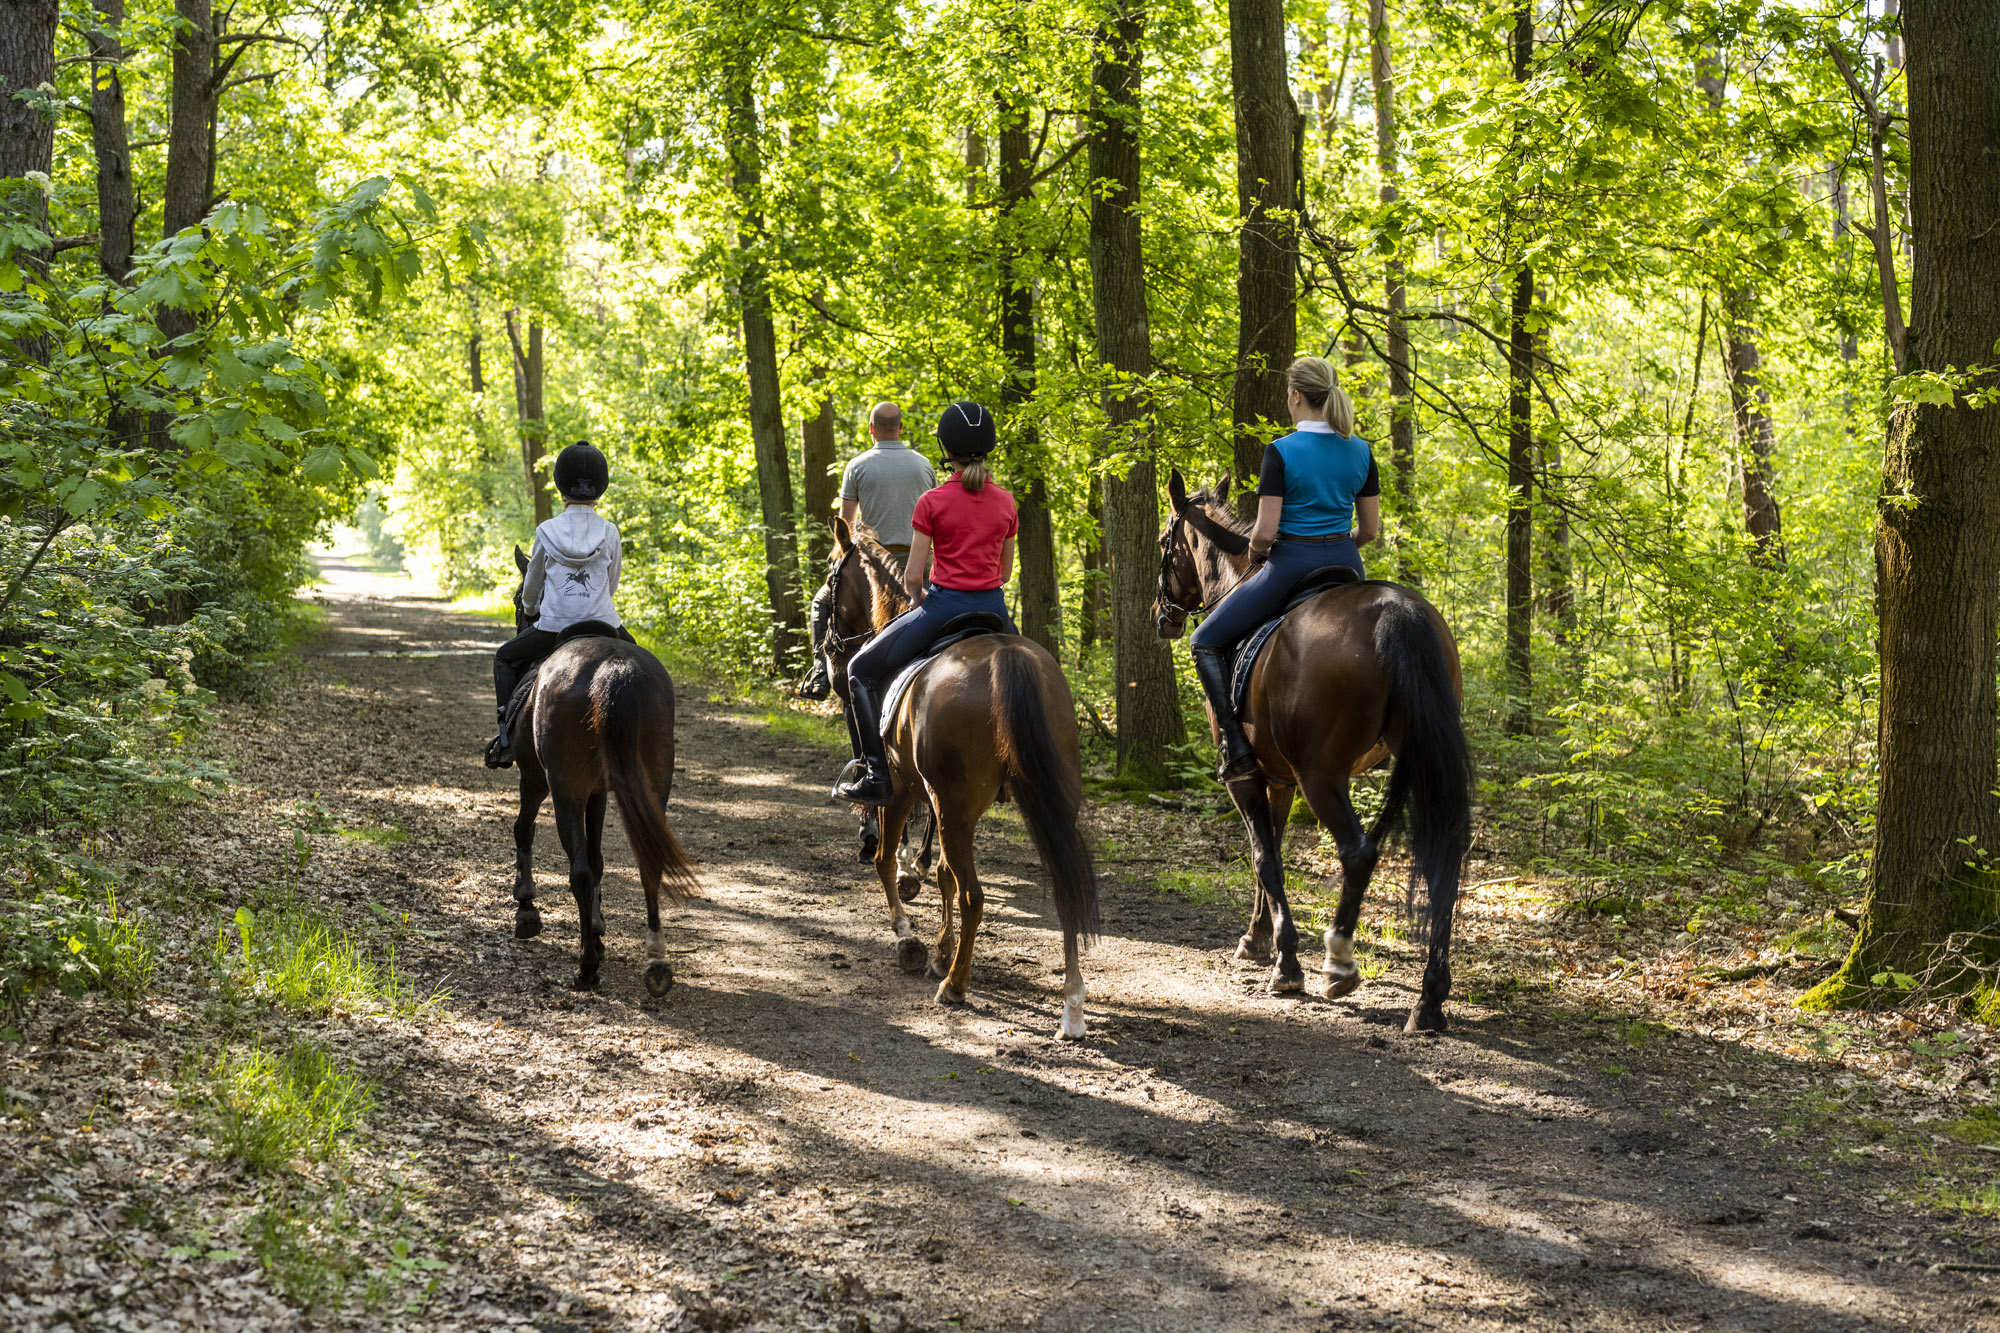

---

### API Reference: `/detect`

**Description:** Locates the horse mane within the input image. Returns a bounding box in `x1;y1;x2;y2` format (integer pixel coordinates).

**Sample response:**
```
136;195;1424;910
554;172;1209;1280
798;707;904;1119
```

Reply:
1189;487;1252;536
849;532;913;629
1182;486;1252;598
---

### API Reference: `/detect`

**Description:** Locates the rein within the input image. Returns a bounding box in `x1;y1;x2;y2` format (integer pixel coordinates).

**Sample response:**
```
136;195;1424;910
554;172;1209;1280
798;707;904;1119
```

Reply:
825;543;909;657
1157;504;1252;623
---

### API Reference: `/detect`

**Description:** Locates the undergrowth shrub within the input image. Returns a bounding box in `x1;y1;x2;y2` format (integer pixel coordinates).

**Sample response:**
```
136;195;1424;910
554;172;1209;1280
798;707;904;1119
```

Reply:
216;896;443;1018
194;1039;373;1173
0;881;155;1024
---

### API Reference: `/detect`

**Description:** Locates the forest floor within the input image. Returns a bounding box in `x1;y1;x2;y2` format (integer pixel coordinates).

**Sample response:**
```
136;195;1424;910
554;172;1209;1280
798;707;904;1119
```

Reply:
5;554;2000;1333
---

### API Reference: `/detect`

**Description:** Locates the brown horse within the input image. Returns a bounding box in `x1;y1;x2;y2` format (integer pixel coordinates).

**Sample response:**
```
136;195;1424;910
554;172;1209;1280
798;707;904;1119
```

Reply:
826;518;1100;1037
505;553;698;996
1156;472;1472;1032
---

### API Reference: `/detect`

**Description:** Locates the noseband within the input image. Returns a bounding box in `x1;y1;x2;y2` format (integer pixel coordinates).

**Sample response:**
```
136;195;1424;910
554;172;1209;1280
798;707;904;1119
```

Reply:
824;546;880;657
1156;513;1207;623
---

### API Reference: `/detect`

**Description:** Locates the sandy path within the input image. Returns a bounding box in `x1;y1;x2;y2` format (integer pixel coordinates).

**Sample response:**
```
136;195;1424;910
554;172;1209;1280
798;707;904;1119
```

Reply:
191;556;1995;1332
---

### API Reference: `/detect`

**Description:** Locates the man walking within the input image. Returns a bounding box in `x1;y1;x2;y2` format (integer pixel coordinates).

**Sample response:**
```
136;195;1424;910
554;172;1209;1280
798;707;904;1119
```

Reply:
799;401;935;698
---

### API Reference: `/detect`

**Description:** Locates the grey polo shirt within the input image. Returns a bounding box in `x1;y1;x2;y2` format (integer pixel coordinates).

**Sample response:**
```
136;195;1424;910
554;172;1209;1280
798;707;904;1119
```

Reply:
839;441;936;546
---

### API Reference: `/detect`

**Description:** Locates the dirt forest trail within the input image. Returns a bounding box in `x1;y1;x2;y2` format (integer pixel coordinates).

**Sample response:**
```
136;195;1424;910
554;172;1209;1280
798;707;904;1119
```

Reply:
168;557;1995;1331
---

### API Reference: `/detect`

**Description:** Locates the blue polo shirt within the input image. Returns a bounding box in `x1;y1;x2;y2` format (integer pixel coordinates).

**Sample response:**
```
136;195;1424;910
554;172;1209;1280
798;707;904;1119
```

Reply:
1256;421;1380;536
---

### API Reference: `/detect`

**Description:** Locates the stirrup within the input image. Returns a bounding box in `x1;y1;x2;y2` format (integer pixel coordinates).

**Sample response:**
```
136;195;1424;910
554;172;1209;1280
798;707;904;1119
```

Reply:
484;732;514;770
1216;750;1262;783
833;758;892;806
796;666;832;701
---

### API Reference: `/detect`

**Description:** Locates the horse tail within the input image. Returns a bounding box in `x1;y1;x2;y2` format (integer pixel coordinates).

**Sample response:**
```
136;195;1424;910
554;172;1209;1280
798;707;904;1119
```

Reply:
991;644;1100;946
598;665;699;904
1369;592;1472;936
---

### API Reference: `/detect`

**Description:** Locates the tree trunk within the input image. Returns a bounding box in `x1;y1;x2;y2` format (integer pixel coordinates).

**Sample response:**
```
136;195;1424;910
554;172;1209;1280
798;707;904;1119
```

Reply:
164;0;214;238
997;96;1060;654
1090;3;1185;782
0;0;55;185
1080;471;1106;649
1533;285;1572;646
965;128;986;205
800;386;838;573
1503;6;1534;737
1368;0;1416;550
726;71;802;672
504;310;552;525
87;0;135;284
1810;0;2000;1006
1228;0;1297;507
1723;291;1787;568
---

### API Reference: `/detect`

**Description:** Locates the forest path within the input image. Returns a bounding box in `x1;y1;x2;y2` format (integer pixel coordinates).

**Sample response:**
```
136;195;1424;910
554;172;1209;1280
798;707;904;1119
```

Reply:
212;559;1986;1332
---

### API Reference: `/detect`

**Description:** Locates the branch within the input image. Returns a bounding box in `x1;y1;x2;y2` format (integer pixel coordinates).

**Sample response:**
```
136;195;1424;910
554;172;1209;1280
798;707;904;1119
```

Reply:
49;233;100;255
770;22;877;47
209;30;311;90
1823;38;1882;128
968;134;1089;209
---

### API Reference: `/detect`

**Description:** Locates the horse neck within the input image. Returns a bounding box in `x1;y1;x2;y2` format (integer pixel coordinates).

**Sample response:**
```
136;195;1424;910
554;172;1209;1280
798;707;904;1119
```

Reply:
868;562;912;628
1196;517;1252;605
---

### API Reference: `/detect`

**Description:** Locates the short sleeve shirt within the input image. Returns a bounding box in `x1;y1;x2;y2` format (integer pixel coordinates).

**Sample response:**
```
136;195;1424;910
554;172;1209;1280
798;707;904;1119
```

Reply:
838;442;936;546
911;477;1019;590
1256;422;1380;536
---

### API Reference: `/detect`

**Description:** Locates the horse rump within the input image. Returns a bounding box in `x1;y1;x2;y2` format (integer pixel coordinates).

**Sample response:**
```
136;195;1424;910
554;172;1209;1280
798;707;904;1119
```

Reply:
595;663;699;902
990;646;1100;944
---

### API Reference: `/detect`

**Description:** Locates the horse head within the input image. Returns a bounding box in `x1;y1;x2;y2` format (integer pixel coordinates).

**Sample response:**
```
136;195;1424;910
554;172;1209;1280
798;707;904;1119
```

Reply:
511;545;533;633
1155;469;1251;639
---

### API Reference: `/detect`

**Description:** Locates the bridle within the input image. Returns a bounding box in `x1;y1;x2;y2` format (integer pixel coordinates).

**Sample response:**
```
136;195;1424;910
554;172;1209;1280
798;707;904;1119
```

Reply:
1155;512;1207;625
823;545;881;659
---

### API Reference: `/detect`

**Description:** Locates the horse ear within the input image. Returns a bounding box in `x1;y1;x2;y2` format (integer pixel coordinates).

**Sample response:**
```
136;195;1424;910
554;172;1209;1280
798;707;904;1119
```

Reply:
514;544;529;573
832;516;852;553
1215;473;1233;504
1167;469;1189;515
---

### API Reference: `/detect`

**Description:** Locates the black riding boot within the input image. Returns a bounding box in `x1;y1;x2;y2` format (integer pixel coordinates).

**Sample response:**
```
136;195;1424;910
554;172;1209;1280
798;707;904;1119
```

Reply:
833;677;894;806
797;586;834;700
484;704;514;769
1191;644;1260;782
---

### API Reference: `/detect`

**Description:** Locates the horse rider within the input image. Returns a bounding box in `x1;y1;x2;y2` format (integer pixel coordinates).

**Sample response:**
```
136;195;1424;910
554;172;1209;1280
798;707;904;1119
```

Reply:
1189;356;1380;781
832;401;1019;805
798;401;937;700
486;441;635;768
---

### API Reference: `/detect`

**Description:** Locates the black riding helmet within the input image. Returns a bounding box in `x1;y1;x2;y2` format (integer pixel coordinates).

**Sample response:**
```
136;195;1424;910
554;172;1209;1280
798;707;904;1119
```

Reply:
553;440;608;503
935;400;996;459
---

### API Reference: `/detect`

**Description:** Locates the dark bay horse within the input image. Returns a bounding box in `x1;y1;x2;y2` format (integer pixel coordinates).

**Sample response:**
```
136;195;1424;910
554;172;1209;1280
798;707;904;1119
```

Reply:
826;519;1100;1037
1156;473;1472;1032
505;549;698;996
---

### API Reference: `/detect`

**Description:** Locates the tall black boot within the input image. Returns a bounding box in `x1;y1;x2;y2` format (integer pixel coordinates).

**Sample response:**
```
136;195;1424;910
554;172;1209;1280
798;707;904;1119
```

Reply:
797;586;834;699
833;676;894;805
485;703;515;769
1191;644;1260;782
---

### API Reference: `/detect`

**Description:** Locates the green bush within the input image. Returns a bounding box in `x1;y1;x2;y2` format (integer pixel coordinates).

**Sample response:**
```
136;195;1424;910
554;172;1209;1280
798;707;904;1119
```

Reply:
198;1040;373;1174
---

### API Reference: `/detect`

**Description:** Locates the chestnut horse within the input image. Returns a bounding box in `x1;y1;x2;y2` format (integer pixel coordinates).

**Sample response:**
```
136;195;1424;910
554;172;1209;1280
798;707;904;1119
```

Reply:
504;551;698;996
1156;472;1472;1032
826;519;1100;1037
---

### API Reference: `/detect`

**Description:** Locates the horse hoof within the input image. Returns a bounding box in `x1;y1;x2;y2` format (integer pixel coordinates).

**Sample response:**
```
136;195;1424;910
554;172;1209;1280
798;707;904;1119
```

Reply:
1320;963;1361;999
514;907;542;941
1235;936;1273;964
645;961;675;997
934;982;966;1006
895;936;929;974
1404;1006;1448;1035
1267;973;1306;995
572;970;599;993
897;873;922;903
1058;1004;1087;1041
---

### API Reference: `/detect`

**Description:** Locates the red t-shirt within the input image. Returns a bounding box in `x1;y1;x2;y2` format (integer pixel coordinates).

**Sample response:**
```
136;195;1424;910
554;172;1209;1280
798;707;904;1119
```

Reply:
911;477;1019;590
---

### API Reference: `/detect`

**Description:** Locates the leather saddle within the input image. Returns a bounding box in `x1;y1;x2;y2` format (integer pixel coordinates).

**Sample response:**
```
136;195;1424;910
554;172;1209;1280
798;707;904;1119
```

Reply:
877;613;1013;741
1229;566;1363;716
502;621;636;735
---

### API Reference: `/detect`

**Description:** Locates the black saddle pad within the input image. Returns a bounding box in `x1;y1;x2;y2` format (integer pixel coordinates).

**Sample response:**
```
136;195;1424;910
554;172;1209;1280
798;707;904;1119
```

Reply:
558;619;629;644
1229;566;1363;716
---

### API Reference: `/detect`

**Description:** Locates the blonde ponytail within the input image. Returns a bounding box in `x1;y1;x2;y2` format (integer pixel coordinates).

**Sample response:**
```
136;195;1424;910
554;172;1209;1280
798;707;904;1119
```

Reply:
1325;385;1356;436
953;455;990;493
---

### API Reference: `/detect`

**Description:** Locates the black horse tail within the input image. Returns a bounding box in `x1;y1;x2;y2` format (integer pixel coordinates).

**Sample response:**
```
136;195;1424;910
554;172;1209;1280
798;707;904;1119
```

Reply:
599;667;699;903
991;645;1100;946
1367;591;1472;937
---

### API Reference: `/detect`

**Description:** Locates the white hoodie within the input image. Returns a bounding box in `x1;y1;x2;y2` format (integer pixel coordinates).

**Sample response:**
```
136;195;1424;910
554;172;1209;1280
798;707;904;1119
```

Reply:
522;504;623;632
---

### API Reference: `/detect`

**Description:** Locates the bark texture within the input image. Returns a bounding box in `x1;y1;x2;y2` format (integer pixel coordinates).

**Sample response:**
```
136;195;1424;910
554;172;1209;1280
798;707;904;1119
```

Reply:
726;72;802;671
1090;6;1184;782
88;0;135;284
164;0;215;238
1812;0;2000;1004
1502;7;1533;737
1368;0;1415;537
1227;0;1297;505
998;97;1060;655
1723;294;1786;568
504;310;553;526
0;0;56;185
800;388;837;573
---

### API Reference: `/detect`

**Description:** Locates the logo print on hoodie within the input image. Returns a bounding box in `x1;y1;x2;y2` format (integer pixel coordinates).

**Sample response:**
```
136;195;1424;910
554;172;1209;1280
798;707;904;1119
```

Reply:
563;569;593;593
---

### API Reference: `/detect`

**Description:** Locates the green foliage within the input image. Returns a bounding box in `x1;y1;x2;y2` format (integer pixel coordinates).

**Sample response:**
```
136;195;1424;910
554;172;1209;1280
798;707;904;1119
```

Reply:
217;898;444;1018
0;882;155;1016
194;1040;373;1174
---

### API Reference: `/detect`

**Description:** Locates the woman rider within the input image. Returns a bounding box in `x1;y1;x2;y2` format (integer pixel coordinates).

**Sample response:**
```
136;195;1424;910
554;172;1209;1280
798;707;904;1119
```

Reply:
1189;355;1380;781
834;401;1020;805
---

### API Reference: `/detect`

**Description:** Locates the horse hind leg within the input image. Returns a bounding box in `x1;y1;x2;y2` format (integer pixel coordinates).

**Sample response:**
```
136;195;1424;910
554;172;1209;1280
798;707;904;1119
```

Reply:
553;794;603;991
935;813;982;1005
1300;772;1379;1001
873;785;927;974
513;769;549;940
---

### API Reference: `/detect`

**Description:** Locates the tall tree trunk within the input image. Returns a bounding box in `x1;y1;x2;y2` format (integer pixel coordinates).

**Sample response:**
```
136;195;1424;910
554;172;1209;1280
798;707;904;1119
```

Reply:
1533;285;1572;646
88;0;135;284
726;70;802;671
1503;6;1534;737
800;386;837;573
965;128;986;204
1723;291;1787;568
1368;0;1416;559
504;310;552;525
163;0;214;238
0;0;55;185
997;96;1060;654
1227;0;1297;507
1090;3;1185;782
1080;471;1105;649
1811;0;2000;1005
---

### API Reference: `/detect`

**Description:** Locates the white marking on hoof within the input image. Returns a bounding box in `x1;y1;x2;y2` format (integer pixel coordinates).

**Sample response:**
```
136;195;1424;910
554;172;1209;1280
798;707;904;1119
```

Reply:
647;928;667;962
1320;962;1361;999
1323;928;1355;966
1059;1001;1087;1041
1267;972;1306;995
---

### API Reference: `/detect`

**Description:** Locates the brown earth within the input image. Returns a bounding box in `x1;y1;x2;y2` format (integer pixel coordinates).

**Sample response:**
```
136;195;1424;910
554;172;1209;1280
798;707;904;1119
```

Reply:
4;556;1999;1332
